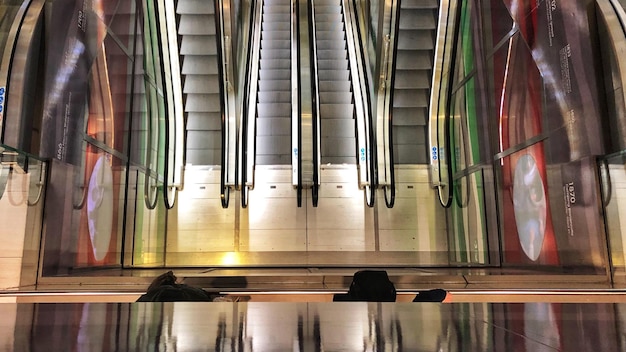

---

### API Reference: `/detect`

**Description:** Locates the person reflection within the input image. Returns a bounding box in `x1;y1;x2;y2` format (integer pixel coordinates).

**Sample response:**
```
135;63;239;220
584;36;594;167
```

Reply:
136;271;223;302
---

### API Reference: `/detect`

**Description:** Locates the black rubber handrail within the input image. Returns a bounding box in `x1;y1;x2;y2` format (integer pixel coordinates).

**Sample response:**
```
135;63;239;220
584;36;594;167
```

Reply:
309;0;320;207
295;0;303;208
346;0;376;208
241;0;261;209
214;0;229;208
437;1;462;209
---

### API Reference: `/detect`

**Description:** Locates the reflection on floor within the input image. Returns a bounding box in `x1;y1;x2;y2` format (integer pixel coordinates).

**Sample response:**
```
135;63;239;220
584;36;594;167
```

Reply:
2;301;625;351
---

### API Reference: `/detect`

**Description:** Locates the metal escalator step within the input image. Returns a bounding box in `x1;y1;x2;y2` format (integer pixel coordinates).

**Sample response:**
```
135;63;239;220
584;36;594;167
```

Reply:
318;70;349;81
264;0;292;5
177;0;215;15
182;56;218;75
319;81;351;92
315;5;342;14
398;31;434;50
316;49;347;60
319;104;354;118
392;107;427;126
314;14;343;23
317;59;348;70
186;149;221;166
258;91;292;103
260;59;291;69
180;35;218;55
396;50;433;69
399;11;437;29
186;112;222;130
322;119;356;137
256;136;291;157
315;22;344;31
187;130;222;149
319;92;352;104
394;70;431;89
264;5;290;13
262;39;291;49
257;118;291;136
256;154;292;165
316;39;346;50
315;0;341;5
183;75;220;94
260;48;291;59
263;14;290;22
259;80;291;91
262;22;290;31
394;143;428;164
257;103;292;117
392;89;429;108
261;30;290;40
178;14;216;35
259;69;291;80
185;94;221;112
401;0;439;9
321;137;356;158
316;31;345;41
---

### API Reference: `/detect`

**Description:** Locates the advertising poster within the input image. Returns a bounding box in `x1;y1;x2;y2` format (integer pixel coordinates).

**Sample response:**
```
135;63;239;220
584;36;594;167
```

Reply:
494;0;608;268
40;0;101;165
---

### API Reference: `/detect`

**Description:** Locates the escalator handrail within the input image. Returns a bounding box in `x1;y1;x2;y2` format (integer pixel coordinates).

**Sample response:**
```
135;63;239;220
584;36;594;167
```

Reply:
381;0;402;208
309;0;321;207
0;0;33;142
152;0;177;210
241;0;264;208
343;0;376;207
215;0;230;208
427;0;459;208
293;0;303;207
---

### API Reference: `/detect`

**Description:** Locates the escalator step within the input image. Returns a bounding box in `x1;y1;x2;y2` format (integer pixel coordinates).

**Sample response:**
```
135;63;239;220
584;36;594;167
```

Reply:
257;103;292;117
259;80;291;91
397;30;434;50
319;104;354;118
264;5;290;13
318;70;350;81
319;81;351;92
392;107;427;126
183;75;220;94
396;50;433;69
316;39;347;50
178;14;216;35
262;39;291;49
258;92;292;103
257;118;291;136
180;35;218;55
315;22;344;31
315;5;342;14
181;56;218;75
177;0;215;15
399;11;437;30
401;0;438;9
262;22;290;31
261;30;290;40
316;49;347;60
320;92;352;104
260;59;291;69
186;112;222;130
185;94;221;112
394;70;431;89
260;48;291;59
392;89;429;108
263;14;290;22
317;59;348;70
259;69;291;80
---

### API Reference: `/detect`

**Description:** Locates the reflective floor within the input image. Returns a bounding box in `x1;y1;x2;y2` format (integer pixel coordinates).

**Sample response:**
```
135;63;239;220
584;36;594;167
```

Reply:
2;301;625;351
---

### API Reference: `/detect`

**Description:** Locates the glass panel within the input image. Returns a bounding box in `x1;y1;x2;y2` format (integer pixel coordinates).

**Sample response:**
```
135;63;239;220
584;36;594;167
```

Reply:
448;170;489;264
482;0;514;55
452;0;479;87
41;145;126;275
601;152;626;279
127;168;165;266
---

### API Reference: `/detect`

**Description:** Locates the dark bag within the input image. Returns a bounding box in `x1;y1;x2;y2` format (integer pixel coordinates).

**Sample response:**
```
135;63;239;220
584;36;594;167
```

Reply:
333;270;396;302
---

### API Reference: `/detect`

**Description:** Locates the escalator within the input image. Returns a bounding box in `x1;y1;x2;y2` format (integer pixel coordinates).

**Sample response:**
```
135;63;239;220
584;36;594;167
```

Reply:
390;0;439;165
176;0;222;166
256;0;293;166
313;0;356;165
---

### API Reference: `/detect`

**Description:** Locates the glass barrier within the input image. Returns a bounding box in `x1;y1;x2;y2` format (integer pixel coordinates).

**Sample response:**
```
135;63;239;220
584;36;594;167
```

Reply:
601;151;626;282
0;143;46;289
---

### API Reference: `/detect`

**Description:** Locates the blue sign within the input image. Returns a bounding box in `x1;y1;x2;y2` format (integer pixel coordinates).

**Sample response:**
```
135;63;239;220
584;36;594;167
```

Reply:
431;146;438;161
0;87;5;114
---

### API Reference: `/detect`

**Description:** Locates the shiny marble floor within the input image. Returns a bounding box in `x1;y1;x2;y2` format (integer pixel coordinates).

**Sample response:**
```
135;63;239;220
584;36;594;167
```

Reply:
1;301;623;351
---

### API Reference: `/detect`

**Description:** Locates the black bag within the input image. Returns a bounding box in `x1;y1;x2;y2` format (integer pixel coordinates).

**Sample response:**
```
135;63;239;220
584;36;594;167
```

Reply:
333;270;396;302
